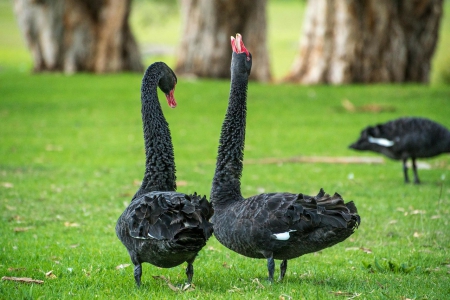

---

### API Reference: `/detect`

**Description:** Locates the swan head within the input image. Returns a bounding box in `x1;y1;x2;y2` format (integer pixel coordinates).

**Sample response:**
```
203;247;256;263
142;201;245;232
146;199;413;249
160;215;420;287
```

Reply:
158;65;178;108
230;33;252;77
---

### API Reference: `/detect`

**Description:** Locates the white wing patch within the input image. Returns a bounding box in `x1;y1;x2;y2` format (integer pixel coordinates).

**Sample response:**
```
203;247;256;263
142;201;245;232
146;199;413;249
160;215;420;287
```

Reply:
148;233;157;239
368;136;394;147
273;230;297;241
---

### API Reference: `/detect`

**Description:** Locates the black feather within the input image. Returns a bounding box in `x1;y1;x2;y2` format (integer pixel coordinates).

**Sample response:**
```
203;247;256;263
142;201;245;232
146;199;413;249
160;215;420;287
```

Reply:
210;35;360;282
115;62;213;287
349;117;450;183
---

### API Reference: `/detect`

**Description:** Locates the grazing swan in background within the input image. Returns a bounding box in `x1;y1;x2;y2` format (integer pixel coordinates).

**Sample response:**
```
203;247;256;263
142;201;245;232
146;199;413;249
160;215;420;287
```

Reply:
349;117;450;184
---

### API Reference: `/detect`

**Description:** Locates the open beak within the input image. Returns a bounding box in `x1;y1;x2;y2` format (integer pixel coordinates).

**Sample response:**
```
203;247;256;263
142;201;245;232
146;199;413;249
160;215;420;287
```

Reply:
230;33;249;58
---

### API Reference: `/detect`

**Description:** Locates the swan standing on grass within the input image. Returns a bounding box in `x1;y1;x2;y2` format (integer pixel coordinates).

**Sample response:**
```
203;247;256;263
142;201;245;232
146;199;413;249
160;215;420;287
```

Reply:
349;117;450;184
116;62;213;287
210;34;360;282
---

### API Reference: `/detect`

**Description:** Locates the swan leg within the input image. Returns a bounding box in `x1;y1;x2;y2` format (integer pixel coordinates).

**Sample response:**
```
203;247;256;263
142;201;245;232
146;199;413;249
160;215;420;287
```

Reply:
133;264;142;287
402;158;410;183
279;260;287;281
267;257;275;282
412;158;420;184
185;262;194;283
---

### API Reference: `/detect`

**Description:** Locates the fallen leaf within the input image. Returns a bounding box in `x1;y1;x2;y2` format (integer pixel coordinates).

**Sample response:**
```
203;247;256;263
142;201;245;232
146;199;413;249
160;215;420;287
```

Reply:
330;291;361;298
222;262;231;269
5;205;16;211
252;278;265;289
7;267;26;271
425;267;440;273
341;99;395;113
64;222;80;227
177;180;188;187
167;283;179;292
342;99;356;112
45;144;63;151
152;275;181;292
345;247;360;251
329;290;354;296
115;264;131;270
182;283;195;291
419;249;433;254
9;215;21;221
360;247;372;254
299;271;312;279
227;286;243;293
2;276;44;284
14;227;32;232
45;270;56;279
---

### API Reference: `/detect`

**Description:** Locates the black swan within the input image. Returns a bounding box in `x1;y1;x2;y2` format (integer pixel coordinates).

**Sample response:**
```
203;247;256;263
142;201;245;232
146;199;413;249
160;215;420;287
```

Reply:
349;117;450;184
116;62;213;287
210;34;360;282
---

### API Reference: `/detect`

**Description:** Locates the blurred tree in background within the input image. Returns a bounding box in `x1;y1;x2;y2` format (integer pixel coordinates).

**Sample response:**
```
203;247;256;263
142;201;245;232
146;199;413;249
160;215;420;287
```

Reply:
14;0;143;73
284;0;443;84
13;0;445;83
175;0;271;82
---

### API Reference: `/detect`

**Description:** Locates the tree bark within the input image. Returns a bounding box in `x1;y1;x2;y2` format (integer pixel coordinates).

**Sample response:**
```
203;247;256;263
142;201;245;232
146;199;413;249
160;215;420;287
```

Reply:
284;0;443;84
175;0;271;82
14;0;143;73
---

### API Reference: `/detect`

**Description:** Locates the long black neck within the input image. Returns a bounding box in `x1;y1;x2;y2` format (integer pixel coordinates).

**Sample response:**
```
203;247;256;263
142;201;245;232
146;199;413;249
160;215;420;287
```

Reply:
133;64;176;200
211;71;248;207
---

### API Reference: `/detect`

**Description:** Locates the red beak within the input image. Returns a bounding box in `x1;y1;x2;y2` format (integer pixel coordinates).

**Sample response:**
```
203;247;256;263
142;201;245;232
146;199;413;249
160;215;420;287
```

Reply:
165;88;177;108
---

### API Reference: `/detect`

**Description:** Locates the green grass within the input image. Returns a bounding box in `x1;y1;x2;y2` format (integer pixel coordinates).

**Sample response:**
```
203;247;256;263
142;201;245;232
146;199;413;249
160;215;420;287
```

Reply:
1;0;450;299
1;72;450;299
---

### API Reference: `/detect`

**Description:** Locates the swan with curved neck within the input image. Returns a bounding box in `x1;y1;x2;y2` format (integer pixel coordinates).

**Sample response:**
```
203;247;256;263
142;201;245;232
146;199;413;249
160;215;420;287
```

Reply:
116;62;213;287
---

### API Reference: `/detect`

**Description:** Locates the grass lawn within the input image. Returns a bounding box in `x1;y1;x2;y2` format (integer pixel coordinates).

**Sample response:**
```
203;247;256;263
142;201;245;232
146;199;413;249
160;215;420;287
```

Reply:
1;0;450;299
1;73;450;299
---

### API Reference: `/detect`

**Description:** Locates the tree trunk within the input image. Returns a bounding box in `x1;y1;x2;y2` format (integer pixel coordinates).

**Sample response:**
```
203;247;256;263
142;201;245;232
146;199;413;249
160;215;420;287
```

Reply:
284;0;443;84
14;0;143;73
175;0;271;82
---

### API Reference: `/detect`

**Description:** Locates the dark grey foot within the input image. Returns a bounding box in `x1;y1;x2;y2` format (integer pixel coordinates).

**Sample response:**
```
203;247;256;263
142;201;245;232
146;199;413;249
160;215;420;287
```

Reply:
186;262;194;283
403;159;410;184
279;259;287;281
412;158;420;184
134;264;142;287
267;257;275;283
